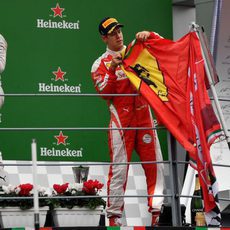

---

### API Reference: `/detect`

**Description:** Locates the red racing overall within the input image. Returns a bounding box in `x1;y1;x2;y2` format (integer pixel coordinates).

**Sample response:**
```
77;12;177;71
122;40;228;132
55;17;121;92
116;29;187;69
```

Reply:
91;36;164;218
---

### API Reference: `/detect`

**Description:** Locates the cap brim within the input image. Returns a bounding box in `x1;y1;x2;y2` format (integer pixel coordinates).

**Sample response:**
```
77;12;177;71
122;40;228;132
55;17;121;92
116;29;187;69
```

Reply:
107;23;124;34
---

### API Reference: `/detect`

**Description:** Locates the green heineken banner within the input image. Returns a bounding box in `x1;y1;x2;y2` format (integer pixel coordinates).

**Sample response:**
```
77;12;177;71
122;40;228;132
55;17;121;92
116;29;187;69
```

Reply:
0;0;172;161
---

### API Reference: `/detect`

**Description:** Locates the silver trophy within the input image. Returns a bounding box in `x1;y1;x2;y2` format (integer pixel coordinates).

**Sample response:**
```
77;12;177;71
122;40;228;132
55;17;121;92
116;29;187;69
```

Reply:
72;166;89;183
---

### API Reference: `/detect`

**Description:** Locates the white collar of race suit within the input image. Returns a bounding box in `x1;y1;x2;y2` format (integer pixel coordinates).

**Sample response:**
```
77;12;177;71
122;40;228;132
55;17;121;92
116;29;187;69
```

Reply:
106;45;126;55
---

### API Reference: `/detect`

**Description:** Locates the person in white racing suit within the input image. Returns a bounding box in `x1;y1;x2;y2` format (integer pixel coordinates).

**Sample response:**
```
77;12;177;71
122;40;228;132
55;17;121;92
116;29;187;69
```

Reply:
0;34;7;108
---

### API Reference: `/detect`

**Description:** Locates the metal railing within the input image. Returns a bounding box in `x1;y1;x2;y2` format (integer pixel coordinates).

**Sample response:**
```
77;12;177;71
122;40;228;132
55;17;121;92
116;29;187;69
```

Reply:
0;92;229;228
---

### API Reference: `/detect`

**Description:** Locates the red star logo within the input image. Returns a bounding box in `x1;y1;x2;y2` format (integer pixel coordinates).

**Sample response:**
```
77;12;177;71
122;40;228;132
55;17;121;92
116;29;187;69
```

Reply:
51;3;65;18
52;67;66;81
55;131;68;145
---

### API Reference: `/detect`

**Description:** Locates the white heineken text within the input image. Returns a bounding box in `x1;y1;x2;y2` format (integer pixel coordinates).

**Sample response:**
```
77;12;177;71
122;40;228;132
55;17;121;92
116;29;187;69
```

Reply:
40;147;83;157
37;19;80;30
38;83;81;93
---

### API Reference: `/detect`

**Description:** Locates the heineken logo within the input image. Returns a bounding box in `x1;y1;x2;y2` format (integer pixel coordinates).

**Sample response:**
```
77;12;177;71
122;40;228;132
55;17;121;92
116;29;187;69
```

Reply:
39;131;83;158
55;131;68;145
53;67;66;82
40;147;83;157
38;67;82;93
36;3;80;30
51;3;65;18
38;83;81;93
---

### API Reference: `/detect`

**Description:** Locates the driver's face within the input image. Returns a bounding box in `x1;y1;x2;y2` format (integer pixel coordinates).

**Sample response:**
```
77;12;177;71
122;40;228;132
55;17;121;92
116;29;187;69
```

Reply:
103;27;124;51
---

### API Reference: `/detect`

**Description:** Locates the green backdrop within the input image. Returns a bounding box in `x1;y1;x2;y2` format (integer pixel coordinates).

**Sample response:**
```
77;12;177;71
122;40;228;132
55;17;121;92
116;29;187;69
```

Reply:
0;0;172;161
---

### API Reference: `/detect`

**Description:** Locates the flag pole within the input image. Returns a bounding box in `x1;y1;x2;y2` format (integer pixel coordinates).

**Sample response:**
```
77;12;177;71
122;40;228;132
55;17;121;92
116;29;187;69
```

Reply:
31;139;40;229
190;22;230;150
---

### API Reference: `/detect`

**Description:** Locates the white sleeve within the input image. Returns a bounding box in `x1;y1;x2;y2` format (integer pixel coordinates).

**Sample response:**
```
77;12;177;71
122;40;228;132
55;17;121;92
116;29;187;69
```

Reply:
0;34;7;73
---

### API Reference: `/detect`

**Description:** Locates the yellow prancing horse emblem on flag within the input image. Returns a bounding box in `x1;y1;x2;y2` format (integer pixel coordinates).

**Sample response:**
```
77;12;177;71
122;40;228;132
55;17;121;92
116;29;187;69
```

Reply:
122;47;168;102
131;48;168;101
130;64;158;88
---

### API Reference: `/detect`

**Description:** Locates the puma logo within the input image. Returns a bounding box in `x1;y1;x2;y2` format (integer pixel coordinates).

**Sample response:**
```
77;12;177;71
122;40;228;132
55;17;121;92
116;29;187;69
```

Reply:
123;107;129;112
0;175;6;182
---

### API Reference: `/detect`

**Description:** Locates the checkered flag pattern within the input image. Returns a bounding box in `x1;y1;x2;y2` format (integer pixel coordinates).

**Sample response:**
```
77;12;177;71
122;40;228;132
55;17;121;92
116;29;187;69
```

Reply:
2;160;170;226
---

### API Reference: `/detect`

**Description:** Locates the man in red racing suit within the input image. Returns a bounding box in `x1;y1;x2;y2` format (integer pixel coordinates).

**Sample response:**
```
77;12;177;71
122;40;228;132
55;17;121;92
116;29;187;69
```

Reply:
91;17;164;226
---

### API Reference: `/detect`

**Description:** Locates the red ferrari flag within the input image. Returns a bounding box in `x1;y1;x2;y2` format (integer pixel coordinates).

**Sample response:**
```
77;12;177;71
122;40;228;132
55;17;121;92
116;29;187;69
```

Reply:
188;33;221;225
121;33;197;158
121;31;223;225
